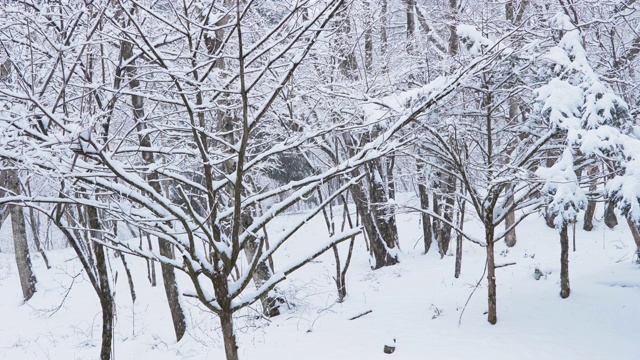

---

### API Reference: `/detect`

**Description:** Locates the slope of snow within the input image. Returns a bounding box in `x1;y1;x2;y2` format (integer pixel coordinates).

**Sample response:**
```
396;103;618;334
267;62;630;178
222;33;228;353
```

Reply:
0;194;639;359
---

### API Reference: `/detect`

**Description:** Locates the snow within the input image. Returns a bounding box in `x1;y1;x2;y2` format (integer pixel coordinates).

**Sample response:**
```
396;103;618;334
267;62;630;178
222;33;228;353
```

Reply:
536;149;586;227
1;193;639;359
457;25;495;57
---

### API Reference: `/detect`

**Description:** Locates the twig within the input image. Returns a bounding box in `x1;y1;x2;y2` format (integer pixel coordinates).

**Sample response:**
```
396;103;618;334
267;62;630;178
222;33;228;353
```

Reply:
348;310;372;320
495;262;516;268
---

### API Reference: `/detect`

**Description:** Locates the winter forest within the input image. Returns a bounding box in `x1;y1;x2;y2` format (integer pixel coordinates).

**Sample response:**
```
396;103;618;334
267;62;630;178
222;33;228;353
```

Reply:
1;0;640;359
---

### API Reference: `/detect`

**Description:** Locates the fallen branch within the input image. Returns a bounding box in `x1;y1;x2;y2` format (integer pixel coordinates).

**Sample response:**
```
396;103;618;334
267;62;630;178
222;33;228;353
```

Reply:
348;310;372;320
495;262;516;269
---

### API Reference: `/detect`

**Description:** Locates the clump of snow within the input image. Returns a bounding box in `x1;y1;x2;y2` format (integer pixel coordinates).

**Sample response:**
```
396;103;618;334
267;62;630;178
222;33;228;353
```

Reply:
457;25;495;57
536;149;586;228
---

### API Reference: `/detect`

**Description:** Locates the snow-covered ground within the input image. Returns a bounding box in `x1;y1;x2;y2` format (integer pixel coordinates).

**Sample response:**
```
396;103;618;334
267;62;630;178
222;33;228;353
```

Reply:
1;195;639;360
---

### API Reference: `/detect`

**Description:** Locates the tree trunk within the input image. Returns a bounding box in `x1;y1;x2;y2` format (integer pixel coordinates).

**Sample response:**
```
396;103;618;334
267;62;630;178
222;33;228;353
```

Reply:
486;224;497;325
146;235;157;287
436;171;456;258
244;237;280;317
7;169;37;301
159;242;187;341
626;218;640;264
583;165;597;231
120;253;136;303
417;163;433;254
219;311;239;360
405;0;415;54
504;186;517;247
503;96;519;247
560;223;571;298
545;212;556;229
351;171;399;270
87;206;114;360
333;245;347;303
380;0;388;55
28;206;50;269
364;1;373;71
455;195;465;278
98;292;114;360
604;200;618;229
572;221;576;252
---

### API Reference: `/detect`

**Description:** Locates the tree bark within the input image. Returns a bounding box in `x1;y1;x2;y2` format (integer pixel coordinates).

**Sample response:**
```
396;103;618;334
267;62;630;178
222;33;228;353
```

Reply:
486;224;497;324
435;170;456;258
405;0;415;54
545;212;556;229
454;195;465;278
583;165;598;231
626;218;640;264
504;186;517;247
87;206;114;360
417;162;433;254
560;223;571;298
120;253;136;303
604;200;618;229
28;206;50;269
159;241;187;340
6;169;37;301
333;245;347;302
351;169;399;270
380;0;388;55
219;311;239;360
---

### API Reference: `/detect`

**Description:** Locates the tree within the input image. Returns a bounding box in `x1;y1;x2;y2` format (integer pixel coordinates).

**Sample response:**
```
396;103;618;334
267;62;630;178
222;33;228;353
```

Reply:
5;169;37;301
537;150;586;298
0;33;37;302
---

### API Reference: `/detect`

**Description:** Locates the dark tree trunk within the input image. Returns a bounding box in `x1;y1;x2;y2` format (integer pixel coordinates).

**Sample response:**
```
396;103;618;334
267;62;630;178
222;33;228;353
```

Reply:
604;200;618;229
417;163;433;254
120;253;136;303
331;196;356;303
455;196;465;278
87;206;114;360
386;157;396;201
560;223;571;298
146;235;157;287
626;218;640;264
436;172;456;258
583;201;596;231
351;175;399;270
486;224;497;325
7;169;37;301
405;0;415;54
28;206;50;269
583;165;597;231
333;245;347;302
380;0;388;55
572;222;576;252
159;242;187;341
219;311;239;360
98;292;114;360
545;212;556;228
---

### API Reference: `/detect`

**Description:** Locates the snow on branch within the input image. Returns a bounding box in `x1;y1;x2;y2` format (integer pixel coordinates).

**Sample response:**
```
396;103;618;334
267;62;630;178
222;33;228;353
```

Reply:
536;149;586;228
535;12;640;223
457;25;495;57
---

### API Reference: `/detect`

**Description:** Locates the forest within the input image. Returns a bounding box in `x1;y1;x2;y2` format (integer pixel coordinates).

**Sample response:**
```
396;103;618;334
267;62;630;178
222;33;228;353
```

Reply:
0;0;639;359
